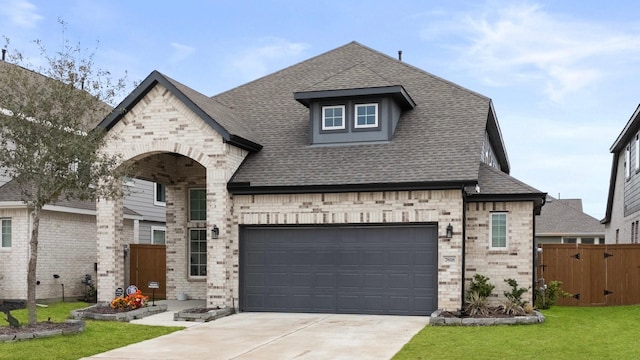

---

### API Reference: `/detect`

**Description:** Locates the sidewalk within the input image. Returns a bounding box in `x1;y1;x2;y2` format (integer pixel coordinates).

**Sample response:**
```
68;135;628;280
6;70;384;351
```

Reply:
130;299;206;327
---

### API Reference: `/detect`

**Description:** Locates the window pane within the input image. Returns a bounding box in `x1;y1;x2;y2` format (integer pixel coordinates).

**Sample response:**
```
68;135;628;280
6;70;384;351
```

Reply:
491;214;506;248
355;104;377;127
155;183;166;203
322;106;344;129
189;189;206;221
189;228;207;276
1;219;10;247
152;229;165;245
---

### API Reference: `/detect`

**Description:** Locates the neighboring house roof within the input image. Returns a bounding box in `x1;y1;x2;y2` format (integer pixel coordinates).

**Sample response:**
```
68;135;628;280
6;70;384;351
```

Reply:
0;179;140;217
537;196;604;236
603;103;640;223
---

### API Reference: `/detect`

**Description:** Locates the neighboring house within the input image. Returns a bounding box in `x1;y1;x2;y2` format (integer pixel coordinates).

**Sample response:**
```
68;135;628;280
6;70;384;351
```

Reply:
603;104;640;243
0;59;156;302
95;41;546;315
123;178;167;245
536;196;604;246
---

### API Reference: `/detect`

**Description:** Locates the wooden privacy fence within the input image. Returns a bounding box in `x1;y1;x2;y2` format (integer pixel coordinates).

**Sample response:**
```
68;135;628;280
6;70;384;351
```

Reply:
538;244;640;306
129;244;166;299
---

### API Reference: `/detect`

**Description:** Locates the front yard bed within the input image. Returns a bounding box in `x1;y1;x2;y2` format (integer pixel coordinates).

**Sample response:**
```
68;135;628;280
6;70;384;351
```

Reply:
71;303;167;322
394;305;640;359
0;302;183;360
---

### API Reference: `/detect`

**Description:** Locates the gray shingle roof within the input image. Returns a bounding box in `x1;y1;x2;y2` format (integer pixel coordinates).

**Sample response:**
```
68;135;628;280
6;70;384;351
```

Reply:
474;163;542;195
214;41;501;189
0;179;140;216
537;196;604;236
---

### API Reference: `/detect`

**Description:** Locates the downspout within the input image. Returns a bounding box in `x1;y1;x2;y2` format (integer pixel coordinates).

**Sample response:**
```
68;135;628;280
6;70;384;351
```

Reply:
532;207;537;305
461;187;467;310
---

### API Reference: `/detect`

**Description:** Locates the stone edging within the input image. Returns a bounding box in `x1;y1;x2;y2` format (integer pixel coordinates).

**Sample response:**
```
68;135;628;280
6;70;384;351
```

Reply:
0;319;85;343
71;303;168;322
429;309;545;326
173;307;235;322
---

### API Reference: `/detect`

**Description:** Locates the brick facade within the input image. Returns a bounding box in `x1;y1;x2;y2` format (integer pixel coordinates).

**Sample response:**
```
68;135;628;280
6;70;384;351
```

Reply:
465;201;535;305
95;81;537;311
0;207;134;301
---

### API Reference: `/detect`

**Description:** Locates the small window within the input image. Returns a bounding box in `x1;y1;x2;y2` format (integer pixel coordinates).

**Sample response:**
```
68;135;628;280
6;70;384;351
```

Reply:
154;183;166;206
626;145;631;178
490;213;507;248
1;219;10;248
635;134;640;171
322;105;345;130
189;188;206;221
189;229;207;277
564;237;577;244
354;103;378;128
151;226;166;245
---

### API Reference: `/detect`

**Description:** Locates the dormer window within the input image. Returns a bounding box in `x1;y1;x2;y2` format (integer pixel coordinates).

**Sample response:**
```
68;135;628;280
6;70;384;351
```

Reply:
294;85;415;145
322;105;345;130
355;103;378;128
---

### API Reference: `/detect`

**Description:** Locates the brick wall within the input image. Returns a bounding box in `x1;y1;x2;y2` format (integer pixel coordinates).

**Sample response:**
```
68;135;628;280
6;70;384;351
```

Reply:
0;207;134;301
465;201;535;306
231;190;465;311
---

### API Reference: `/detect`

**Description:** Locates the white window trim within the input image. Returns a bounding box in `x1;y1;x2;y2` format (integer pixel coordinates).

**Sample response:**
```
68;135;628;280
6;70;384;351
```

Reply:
1;218;11;249
354;103;378;128
154;182;166;207
321;105;346;130
189;228;207;278
489;212;507;249
151;225;166;245
189;188;206;221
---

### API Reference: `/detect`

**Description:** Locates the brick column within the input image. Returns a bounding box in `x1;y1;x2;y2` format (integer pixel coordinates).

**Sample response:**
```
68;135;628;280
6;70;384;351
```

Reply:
206;166;229;308
96;197;124;302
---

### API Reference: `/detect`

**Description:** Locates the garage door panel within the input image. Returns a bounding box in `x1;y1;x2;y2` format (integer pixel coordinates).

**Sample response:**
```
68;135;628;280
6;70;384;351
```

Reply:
241;225;437;315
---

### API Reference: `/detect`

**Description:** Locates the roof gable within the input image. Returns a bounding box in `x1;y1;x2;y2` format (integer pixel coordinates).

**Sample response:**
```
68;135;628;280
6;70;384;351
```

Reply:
98;71;261;152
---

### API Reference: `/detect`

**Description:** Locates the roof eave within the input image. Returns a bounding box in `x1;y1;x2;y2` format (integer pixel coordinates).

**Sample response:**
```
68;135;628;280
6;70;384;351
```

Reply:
227;180;474;195
466;192;547;215
611;103;640;153
294;85;416;110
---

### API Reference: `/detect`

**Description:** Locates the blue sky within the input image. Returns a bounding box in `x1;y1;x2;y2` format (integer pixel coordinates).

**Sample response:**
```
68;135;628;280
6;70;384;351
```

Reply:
1;0;639;219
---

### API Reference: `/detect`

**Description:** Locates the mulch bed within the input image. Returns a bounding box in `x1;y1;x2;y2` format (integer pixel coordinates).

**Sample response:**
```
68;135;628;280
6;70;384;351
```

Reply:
180;306;222;314
0;321;78;336
438;307;522;318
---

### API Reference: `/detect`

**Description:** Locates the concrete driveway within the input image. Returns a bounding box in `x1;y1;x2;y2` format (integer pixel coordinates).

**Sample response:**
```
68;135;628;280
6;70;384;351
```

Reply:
83;312;429;360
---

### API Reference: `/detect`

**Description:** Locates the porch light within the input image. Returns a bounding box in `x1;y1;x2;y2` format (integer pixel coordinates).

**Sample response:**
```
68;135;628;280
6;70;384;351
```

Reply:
446;223;453;238
123;244;129;257
212;225;219;239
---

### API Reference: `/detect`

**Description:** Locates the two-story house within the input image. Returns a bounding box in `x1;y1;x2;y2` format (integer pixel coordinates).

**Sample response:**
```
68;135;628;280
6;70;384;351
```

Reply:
603;104;640;243
95;41;546;315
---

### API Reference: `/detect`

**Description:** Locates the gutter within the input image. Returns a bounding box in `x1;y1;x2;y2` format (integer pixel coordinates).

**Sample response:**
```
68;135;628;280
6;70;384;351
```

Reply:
461;186;467;310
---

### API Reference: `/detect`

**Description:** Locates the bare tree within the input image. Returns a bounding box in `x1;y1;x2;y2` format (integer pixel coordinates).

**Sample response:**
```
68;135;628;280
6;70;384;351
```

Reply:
0;27;127;325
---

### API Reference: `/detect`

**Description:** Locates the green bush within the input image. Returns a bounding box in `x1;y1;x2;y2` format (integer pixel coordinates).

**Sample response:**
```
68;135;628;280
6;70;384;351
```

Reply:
503;278;529;307
467;274;495;299
535;280;571;309
464;291;489;316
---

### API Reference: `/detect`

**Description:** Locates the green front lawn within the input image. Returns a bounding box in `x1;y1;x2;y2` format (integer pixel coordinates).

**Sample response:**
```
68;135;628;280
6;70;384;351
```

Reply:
394;306;640;359
0;302;183;360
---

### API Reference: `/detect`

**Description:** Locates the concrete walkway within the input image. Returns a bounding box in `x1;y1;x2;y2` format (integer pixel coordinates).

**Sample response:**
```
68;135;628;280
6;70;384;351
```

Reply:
82;306;428;360
129;299;206;328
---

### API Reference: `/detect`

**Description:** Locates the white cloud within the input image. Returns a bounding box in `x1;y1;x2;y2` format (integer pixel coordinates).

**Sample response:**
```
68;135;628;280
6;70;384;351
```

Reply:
227;38;310;81
169;42;195;64
0;0;43;29
421;2;640;102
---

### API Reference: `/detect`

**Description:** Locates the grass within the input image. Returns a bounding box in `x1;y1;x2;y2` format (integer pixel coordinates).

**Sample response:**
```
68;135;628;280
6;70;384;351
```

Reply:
0;302;184;360
393;305;640;359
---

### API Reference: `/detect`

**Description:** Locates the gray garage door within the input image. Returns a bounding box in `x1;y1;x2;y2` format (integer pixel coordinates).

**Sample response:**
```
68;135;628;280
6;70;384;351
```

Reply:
240;224;437;315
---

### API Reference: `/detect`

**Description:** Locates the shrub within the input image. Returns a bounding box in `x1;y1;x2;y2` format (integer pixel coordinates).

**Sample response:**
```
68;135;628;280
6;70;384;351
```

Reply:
535;280;571;309
503;278;529;307
464;291;489;316
468;274;495;299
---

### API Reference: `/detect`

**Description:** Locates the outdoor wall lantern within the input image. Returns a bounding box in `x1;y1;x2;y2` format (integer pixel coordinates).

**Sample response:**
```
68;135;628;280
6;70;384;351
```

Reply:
123;244;129;257
212;225;219;239
446;223;453;238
